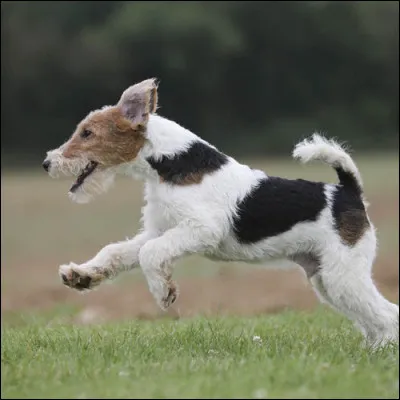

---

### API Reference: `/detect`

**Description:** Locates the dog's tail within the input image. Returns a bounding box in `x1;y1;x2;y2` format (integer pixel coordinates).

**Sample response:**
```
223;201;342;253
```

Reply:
292;133;363;195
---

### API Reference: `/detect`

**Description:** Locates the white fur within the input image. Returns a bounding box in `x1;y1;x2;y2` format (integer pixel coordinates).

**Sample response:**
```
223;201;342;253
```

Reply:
46;115;398;349
293;133;363;188
45;144;117;204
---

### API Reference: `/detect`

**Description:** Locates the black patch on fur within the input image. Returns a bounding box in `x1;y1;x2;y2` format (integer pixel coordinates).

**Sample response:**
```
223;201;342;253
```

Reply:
332;184;369;246
334;166;363;196
233;177;326;244
146;141;228;185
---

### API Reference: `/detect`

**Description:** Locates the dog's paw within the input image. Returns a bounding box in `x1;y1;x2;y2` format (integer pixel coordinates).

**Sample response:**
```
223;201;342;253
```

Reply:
59;263;106;292
159;280;179;310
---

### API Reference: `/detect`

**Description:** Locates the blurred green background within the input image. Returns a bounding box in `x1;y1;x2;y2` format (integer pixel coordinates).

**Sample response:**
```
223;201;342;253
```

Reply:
1;1;398;165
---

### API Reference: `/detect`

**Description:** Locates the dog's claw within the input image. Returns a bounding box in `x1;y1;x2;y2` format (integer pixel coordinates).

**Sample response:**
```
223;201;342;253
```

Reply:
168;287;177;304
160;283;179;310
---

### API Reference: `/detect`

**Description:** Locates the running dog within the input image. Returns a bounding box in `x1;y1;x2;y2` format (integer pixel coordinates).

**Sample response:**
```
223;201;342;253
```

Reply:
43;78;399;348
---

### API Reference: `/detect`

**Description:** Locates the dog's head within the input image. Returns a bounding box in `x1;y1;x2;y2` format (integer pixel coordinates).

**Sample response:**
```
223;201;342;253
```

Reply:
43;78;158;203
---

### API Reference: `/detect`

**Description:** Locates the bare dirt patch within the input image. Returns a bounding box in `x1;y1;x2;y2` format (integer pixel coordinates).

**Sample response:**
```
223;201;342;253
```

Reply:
2;256;398;324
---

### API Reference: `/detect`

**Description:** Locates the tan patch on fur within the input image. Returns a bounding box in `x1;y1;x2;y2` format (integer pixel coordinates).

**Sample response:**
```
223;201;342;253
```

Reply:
157;172;206;186
338;209;370;246
62;107;146;166
176;172;205;185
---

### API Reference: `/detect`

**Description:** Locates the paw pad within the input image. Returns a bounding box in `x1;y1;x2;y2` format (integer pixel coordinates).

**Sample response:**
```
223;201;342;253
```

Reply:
59;265;101;292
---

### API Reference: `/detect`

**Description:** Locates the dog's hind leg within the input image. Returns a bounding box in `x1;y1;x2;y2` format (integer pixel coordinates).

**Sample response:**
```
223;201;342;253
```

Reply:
59;230;157;291
310;255;398;349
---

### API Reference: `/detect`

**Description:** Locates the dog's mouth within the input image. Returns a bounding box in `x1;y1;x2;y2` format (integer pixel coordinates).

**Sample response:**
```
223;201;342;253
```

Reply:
69;161;98;193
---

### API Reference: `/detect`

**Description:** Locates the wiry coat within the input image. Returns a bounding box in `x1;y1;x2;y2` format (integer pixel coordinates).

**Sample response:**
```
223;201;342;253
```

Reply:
43;78;398;349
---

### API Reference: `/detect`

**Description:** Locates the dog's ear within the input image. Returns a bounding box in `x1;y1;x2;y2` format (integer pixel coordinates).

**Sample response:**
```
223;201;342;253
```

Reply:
117;78;158;125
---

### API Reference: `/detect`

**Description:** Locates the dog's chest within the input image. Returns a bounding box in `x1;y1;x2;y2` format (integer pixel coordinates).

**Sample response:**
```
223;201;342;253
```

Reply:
144;183;191;231
153;200;183;230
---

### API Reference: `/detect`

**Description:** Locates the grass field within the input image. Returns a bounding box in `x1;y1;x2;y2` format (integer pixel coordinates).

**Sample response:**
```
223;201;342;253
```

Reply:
1;153;399;398
2;311;399;399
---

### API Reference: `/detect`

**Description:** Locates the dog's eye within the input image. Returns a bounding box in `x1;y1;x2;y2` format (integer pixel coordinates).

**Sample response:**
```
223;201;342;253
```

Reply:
81;129;92;139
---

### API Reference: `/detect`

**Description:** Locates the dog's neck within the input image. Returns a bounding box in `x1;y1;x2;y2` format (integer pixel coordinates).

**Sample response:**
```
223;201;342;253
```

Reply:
145;114;202;159
119;114;211;182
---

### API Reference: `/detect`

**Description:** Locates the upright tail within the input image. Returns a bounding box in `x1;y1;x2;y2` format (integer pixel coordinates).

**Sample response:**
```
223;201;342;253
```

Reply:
292;133;363;195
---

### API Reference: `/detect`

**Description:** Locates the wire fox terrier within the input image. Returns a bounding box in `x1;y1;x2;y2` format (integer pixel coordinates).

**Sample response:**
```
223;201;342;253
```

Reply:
43;78;398;348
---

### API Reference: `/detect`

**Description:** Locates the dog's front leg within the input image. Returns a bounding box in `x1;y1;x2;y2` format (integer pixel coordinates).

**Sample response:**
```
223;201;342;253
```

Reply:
59;230;157;291
139;222;216;310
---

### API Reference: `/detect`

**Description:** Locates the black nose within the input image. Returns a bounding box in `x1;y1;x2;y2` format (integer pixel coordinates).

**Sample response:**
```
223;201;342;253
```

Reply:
42;160;51;172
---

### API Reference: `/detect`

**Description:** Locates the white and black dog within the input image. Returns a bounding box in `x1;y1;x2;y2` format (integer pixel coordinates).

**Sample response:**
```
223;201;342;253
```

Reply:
43;78;398;348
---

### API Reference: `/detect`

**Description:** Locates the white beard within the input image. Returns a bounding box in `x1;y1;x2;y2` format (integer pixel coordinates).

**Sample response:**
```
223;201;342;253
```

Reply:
45;146;116;204
68;169;116;204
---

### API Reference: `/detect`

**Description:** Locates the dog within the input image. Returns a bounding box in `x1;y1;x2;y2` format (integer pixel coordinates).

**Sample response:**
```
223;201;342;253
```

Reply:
43;78;398;348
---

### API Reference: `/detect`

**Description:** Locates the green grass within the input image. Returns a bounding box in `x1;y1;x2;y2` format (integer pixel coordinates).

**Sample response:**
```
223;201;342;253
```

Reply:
2;311;399;399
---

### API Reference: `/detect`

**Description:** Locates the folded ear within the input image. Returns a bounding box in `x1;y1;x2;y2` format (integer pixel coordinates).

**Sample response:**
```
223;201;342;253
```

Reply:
117;78;158;125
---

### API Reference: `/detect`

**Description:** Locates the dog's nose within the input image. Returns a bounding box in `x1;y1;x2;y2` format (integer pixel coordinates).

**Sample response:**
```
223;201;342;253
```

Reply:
42;160;51;172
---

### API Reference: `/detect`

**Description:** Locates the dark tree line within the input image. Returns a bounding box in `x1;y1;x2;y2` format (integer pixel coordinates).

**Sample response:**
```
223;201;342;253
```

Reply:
1;1;398;165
